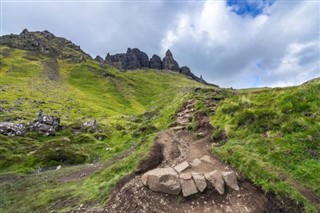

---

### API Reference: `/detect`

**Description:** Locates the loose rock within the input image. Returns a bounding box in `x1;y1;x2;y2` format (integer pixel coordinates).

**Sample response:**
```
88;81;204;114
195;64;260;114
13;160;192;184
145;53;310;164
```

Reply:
174;161;190;173
200;155;212;164
192;173;207;192
145;168;181;195
180;173;198;197
205;170;225;194
222;171;240;191
191;158;202;167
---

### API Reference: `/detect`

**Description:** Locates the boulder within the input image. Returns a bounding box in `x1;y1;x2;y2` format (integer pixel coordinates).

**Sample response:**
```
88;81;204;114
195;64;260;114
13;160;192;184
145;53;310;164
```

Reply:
145;167;181;195
174;161;190;173
205;170;225;194
192;173;207;192
0;122;26;136
222;171;239;191
150;54;162;69
180;173;198;197
162;49;180;71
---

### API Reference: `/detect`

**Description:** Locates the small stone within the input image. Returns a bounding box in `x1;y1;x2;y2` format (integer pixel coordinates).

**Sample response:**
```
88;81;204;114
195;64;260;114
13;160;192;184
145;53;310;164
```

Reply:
200;155;212;164
174;161;190;173
56;165;61;170
191;158;201;167
237;194;241;198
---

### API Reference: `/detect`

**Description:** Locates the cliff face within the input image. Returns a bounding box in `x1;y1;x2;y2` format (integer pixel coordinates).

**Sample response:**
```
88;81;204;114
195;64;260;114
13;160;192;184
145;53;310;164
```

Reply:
102;48;207;84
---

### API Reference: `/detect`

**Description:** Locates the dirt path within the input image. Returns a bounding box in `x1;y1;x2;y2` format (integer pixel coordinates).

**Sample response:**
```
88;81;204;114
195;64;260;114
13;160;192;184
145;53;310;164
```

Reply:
102;99;271;213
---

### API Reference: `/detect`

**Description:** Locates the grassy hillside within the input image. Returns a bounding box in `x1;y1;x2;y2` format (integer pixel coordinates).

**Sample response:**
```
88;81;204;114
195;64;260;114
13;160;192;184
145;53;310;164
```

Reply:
210;80;320;212
0;45;206;212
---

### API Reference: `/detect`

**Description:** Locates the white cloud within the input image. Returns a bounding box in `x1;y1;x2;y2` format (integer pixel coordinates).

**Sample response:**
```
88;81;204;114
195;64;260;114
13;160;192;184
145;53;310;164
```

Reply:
1;0;319;88
161;0;320;88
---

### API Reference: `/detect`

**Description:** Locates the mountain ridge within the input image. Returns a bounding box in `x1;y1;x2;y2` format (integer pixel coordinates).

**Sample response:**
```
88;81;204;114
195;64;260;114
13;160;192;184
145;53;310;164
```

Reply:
0;29;211;85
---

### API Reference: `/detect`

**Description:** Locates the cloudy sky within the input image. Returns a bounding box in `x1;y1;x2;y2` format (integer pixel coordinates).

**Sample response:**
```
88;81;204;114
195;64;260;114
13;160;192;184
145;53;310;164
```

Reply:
1;0;319;88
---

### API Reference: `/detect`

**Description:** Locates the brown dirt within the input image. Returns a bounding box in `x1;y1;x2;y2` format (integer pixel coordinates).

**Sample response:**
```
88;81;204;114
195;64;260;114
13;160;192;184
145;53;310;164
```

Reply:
101;99;271;213
42;58;60;81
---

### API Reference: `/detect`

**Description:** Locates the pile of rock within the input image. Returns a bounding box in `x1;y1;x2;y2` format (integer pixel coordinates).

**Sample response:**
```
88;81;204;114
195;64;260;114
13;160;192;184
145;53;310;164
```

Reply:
141;160;239;197
0;122;26;136
28;113;61;136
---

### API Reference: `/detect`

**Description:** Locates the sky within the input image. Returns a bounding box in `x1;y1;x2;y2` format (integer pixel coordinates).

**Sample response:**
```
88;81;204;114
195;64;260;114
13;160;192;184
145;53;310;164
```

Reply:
1;0;319;88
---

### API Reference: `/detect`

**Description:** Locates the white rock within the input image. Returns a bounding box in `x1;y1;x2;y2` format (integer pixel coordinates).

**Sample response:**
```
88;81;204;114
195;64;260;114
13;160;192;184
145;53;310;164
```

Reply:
191;158;201;167
56;165;61;170
200;155;212;164
174;161;190;173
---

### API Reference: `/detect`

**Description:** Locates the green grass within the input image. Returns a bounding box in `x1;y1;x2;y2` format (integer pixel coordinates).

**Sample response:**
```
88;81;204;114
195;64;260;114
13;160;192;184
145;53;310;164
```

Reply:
210;81;320;212
0;45;207;212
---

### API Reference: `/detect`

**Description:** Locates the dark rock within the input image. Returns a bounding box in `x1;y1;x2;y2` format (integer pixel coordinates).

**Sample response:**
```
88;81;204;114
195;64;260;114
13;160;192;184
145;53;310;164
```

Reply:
94;55;104;64
162;49;180;71
150;54;162;69
0;122;26;136
106;53;127;70
0;29;91;63
106;48;149;70
125;48;142;69
82;119;97;133
130;48;149;68
29;113;61;136
180;66;192;76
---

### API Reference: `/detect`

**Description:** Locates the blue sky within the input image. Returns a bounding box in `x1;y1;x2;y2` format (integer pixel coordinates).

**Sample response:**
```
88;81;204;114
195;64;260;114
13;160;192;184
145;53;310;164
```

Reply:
1;0;319;88
227;0;276;17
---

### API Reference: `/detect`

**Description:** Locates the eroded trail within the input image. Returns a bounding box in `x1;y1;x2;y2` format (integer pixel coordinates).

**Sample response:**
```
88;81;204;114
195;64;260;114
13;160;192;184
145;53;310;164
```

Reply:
103;98;271;213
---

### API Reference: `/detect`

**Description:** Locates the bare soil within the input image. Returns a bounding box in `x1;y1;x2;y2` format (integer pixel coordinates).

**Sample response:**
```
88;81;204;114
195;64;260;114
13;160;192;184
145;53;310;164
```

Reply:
102;99;271;213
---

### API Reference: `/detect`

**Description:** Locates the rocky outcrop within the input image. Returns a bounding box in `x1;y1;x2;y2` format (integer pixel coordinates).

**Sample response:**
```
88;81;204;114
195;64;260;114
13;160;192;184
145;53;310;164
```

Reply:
105;48;149;70
104;48;210;84
149;54;162;69
0;122;26;136
180;66;192;76
0;29;91;63
94;55;104;64
29;113;61;136
162;49;180;71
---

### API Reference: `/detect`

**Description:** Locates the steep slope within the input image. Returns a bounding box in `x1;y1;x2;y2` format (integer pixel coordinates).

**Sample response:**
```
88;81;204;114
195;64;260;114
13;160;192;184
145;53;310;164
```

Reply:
210;82;320;212
0;32;209;212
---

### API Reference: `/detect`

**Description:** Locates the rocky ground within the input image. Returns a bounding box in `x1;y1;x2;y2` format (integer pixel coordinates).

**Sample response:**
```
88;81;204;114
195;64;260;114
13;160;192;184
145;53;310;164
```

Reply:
96;98;272;213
